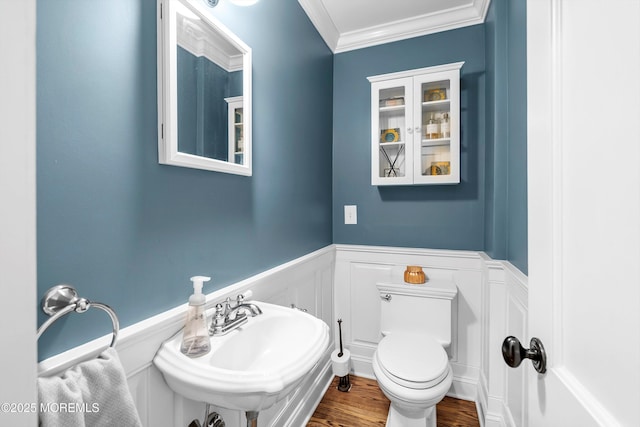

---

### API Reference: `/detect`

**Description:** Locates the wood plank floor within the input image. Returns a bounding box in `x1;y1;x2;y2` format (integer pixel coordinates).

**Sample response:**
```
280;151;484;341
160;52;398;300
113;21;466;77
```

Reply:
308;376;480;427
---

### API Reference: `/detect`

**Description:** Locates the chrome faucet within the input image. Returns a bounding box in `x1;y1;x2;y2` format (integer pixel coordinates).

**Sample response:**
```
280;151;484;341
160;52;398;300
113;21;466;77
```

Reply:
209;294;262;336
227;301;262;318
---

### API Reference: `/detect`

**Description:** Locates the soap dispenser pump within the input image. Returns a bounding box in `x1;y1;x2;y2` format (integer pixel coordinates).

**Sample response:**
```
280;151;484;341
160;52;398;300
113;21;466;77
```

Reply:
180;276;211;357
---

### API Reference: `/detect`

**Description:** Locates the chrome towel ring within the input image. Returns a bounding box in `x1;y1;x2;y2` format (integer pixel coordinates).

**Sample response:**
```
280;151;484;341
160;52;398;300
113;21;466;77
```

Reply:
37;284;120;348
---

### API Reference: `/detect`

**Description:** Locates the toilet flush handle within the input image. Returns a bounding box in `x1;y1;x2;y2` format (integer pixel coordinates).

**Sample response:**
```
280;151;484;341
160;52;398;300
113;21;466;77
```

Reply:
380;294;392;302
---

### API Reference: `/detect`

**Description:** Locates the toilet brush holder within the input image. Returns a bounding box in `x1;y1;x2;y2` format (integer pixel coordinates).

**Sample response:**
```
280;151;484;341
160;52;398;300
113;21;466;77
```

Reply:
337;374;351;392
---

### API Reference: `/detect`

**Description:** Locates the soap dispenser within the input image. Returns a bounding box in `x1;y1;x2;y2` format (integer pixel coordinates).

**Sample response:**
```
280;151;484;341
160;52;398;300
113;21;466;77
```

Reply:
180;276;211;357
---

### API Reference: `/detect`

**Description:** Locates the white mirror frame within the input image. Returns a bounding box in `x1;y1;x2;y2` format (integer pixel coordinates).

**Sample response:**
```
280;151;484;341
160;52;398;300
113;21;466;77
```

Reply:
157;0;252;175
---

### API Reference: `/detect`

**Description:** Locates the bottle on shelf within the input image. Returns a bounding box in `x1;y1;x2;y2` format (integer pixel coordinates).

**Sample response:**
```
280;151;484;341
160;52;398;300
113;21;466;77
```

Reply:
426;113;439;139
441;112;450;138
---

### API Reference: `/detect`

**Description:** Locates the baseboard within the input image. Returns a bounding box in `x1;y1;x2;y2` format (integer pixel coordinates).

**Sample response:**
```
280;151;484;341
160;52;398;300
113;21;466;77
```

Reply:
449;370;479;401
351;353;375;380
477;368;508;427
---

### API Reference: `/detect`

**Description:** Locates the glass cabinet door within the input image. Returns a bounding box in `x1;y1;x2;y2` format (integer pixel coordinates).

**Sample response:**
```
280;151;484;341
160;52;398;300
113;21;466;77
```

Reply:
225;96;244;165
413;70;460;184
371;77;414;185
233;106;244;164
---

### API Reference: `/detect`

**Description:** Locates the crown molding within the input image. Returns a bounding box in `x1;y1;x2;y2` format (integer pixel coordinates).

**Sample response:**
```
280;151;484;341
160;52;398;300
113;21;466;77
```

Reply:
299;0;491;54
177;18;243;72
297;0;340;52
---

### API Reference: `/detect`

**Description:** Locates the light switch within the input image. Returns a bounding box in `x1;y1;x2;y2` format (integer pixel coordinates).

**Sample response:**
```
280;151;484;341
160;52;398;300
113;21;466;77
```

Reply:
344;205;357;224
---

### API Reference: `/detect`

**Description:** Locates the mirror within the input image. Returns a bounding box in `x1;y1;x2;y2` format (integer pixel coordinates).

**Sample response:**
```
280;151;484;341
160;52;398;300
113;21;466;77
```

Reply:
158;0;252;175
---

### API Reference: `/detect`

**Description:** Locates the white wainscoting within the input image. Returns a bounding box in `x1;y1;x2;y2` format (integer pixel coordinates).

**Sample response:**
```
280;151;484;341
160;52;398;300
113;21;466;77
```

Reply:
334;244;484;401
38;244;528;427
38;246;336;427
477;256;529;427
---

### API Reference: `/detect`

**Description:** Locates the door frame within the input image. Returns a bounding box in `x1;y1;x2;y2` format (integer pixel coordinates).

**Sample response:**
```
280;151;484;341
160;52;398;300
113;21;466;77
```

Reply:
0;1;38;426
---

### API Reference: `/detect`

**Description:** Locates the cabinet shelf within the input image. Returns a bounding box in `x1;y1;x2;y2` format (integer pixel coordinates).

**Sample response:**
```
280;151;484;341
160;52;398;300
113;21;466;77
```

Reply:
422;100;450;114
421;138;450;147
422;100;449;108
379;105;405;113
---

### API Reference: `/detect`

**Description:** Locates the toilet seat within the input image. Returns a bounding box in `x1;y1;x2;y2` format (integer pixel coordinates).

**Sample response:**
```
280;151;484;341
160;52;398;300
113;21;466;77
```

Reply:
376;332;449;390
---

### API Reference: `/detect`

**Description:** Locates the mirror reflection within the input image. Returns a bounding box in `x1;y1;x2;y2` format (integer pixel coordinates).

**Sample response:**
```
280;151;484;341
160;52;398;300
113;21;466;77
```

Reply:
158;0;252;175
176;2;244;163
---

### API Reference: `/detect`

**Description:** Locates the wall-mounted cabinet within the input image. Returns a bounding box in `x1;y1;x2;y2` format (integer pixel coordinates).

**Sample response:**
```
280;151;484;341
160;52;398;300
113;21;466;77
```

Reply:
368;62;463;185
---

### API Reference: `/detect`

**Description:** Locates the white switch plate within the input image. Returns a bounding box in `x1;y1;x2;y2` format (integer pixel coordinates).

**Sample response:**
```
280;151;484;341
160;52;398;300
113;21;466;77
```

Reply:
344;205;357;224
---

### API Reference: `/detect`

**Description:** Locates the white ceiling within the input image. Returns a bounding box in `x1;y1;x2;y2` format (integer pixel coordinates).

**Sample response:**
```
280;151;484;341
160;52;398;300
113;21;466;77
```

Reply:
298;0;491;53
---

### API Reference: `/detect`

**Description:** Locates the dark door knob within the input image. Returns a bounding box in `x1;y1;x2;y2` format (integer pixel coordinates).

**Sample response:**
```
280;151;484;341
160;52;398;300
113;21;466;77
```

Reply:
501;336;547;374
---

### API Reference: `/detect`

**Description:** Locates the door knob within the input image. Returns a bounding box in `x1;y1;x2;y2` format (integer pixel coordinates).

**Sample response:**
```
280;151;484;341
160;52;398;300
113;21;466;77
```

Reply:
501;336;547;374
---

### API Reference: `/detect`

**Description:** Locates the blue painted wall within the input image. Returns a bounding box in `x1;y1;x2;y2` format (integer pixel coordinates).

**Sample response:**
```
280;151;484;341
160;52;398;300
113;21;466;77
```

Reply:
36;0;333;360
332;26;487;251
36;0;527;360
484;0;508;262
484;0;528;273
505;0;527;274
177;46;242;160
331;5;527;269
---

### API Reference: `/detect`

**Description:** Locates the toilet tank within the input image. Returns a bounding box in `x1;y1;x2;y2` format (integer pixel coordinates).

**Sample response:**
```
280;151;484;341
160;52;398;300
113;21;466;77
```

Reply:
376;279;457;347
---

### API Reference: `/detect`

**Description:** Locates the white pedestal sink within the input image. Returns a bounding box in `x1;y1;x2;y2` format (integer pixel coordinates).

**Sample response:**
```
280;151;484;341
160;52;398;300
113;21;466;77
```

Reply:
154;301;330;425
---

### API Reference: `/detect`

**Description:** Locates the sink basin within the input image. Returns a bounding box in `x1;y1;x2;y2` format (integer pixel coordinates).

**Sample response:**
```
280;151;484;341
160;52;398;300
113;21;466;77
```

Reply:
154;301;330;412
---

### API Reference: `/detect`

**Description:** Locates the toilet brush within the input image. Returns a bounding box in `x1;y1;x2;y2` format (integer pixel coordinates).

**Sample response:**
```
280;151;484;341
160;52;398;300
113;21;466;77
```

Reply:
338;319;344;357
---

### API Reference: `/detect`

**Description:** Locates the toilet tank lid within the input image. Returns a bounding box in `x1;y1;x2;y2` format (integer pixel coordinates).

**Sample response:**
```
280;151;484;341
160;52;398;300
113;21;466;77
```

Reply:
376;279;457;300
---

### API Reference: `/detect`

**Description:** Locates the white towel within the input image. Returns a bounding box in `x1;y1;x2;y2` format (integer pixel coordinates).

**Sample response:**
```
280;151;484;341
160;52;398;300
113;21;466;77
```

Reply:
38;347;142;427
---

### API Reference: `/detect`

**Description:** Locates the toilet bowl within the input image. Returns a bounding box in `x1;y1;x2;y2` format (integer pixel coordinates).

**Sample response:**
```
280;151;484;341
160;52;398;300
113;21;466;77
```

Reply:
373;331;452;427
373;279;458;427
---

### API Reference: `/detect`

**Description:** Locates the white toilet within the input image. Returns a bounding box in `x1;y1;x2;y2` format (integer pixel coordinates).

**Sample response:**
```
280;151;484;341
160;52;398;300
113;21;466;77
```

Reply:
373;279;457;427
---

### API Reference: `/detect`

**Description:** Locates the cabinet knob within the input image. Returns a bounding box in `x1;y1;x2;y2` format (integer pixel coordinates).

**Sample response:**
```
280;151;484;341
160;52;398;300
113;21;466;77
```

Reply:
407;127;413;134
415;127;421;133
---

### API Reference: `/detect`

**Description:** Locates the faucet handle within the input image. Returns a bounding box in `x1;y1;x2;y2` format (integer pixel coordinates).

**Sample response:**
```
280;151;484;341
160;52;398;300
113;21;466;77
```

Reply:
214;305;225;322
209;303;226;335
237;290;253;301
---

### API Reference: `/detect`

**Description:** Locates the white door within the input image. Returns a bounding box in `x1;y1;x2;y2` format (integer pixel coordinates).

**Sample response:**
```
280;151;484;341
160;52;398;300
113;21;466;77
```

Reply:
526;1;640;426
0;1;38;427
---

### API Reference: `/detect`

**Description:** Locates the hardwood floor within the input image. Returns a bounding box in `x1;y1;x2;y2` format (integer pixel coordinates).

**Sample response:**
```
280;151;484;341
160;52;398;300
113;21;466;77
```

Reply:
308;376;480;427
